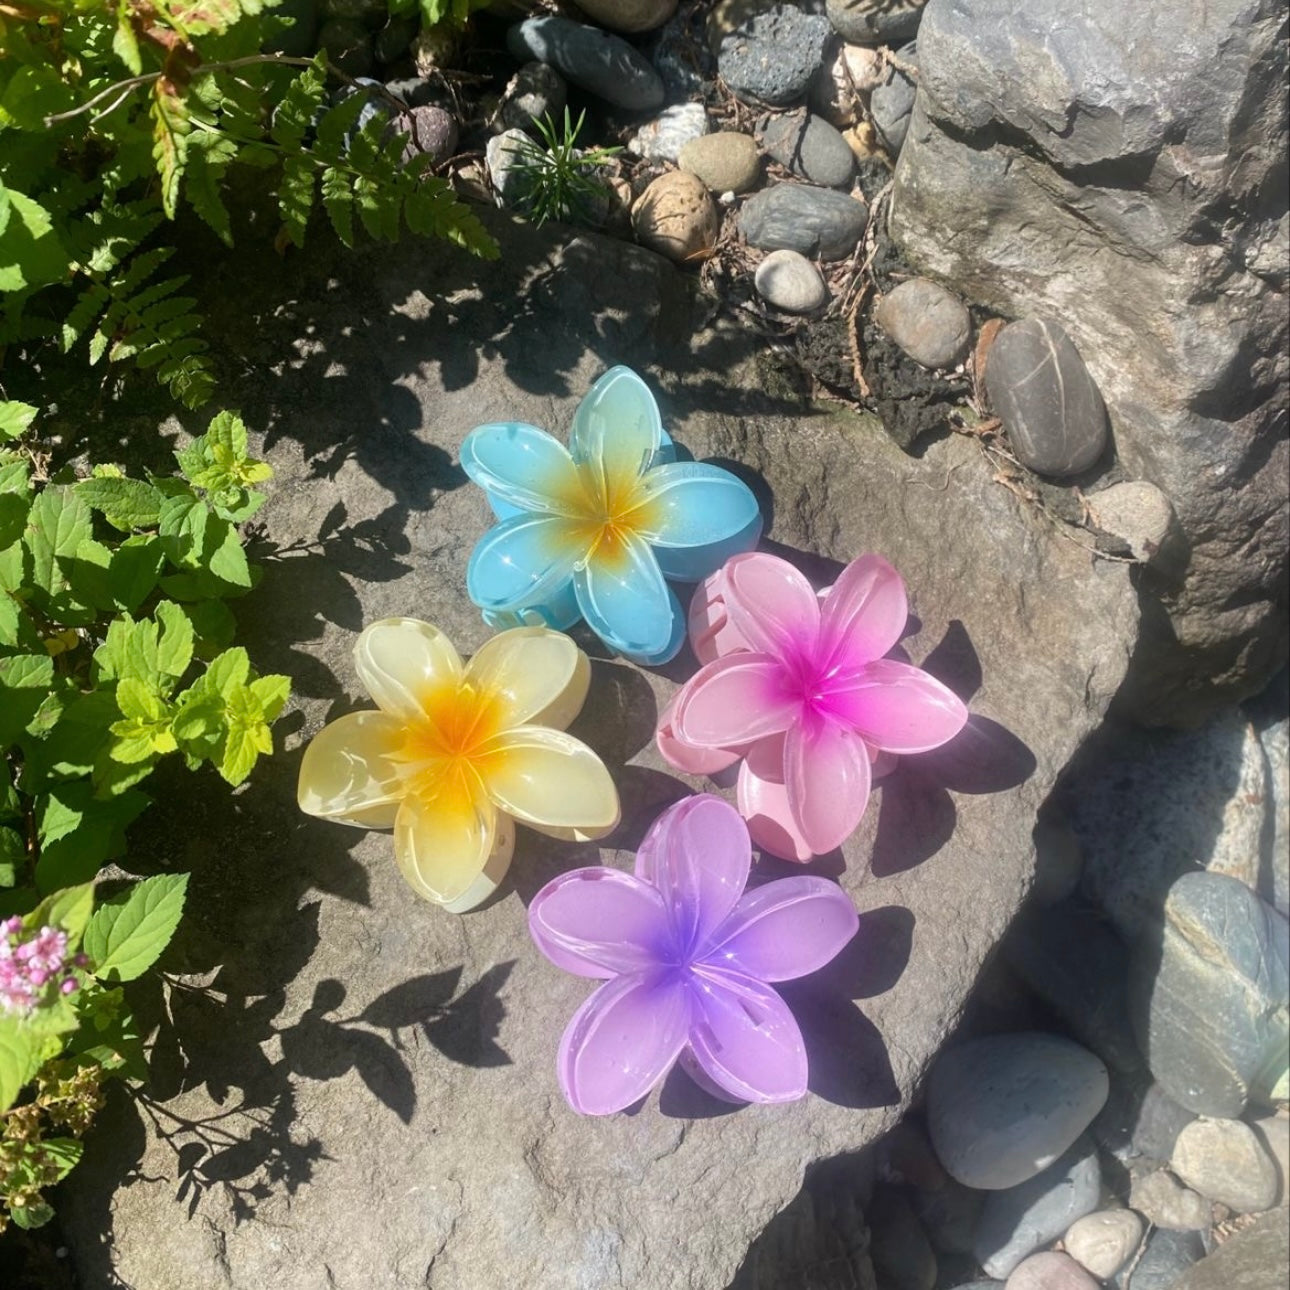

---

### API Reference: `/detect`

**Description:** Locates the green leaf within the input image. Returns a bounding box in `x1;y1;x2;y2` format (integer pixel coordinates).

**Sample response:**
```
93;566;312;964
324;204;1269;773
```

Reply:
0;825;24;888
114;677;167;722
203;646;250;698
75;476;164;530
0;491;29;552
41;1137;84;1182
206;519;252;587
24;486;93;597
28;881;96;944
0;401;38;441
0;189;70;293
249;674;291;722
0;653;55;746
206;411;248;461
18;689;119;789
151;83;191;221
35;785;148;894
0;1017;40;1113
112;9;144;74
9;1200;55;1230
158;492;209;568
84;873;188;983
321;166;354;247
155;600;194;678
219;715;271;785
278;155;315;249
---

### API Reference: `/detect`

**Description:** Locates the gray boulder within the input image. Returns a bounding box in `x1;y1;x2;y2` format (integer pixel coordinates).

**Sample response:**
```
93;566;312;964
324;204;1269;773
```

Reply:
56;213;1137;1290
889;0;1289;724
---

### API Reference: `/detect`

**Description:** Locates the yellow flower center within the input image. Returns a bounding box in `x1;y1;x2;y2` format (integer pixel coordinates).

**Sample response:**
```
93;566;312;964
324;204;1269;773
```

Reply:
386;681;506;807
546;458;663;572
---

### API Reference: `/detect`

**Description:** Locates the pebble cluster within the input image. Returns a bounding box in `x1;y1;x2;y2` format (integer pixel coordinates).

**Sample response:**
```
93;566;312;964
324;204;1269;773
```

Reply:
854;670;1289;1289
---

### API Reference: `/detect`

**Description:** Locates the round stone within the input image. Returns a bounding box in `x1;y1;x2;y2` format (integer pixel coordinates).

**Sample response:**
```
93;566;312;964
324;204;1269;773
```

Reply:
810;41;886;126
395;105;458;166
875;277;972;369
754;249;828;313
1064;1209;1145;1280
761;110;856;188
485;128;537;208
984;317;1110;477
571;0;677;33
1006;1252;1099;1290
1086;480;1178;565
927;1032;1109;1190
507;16;665;112
826;0;926;44
1172;1118;1279;1213
738;184;867;260
628;103;709;163
498;62;567;133
631;171;719;264
716;4;831;106
1129;1167;1213;1231
871;40;918;154
678;131;761;194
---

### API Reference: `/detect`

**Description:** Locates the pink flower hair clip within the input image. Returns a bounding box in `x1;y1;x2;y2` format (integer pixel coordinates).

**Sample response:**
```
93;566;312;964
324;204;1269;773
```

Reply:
657;552;969;861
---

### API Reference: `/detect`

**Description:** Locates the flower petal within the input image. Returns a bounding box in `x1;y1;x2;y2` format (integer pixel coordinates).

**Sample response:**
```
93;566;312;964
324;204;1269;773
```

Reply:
721;552;821;660
297;710;406;824
686;566;757;664
633;796;750;960
529;868;673;978
705;877;860;981
354;619;463;723
671;654;799;749
573;533;682;663
736;735;816;863
460;422;586;516
819;554;908;667
393;788;512;912
785;719;872;855
655;692;743;775
568;366;662;495
687;967;808;1103
826;659;969;753
635;462;762;580
481;726;619;835
557;971;689;1115
465;627;589;730
466;513;582;614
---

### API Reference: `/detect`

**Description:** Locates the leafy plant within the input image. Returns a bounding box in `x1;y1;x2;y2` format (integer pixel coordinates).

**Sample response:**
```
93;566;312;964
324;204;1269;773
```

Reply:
0;1;497;409
509;108;622;228
0;400;289;1231
400;0;493;30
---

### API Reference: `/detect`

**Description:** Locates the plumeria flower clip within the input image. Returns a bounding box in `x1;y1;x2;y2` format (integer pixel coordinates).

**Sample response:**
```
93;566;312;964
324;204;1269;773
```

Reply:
297;619;619;912
529;795;860;1115
460;366;762;665
657;553;969;861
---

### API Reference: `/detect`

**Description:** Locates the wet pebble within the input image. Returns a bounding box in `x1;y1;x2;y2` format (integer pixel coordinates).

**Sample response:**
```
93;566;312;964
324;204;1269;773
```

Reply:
717;3;831;106
983;317;1109;477
1171;1117;1279;1213
926;1032;1108;1190
761;110;856;188
678;131;761;193
974;1136;1101;1278
1063;1209;1144;1281
507;16;665;111
628;103;709;163
754;250;829;313
738;184;867;260
631;171;719;263
874;277;972;370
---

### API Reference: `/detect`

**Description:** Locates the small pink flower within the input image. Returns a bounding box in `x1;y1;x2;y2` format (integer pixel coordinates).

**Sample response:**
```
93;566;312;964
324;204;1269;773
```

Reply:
658;552;968;860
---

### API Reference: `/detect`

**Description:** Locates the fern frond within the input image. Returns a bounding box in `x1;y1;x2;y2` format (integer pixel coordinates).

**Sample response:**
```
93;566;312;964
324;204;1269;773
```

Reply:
270;61;326;152
151;80;192;220
186;137;237;246
277;154;315;248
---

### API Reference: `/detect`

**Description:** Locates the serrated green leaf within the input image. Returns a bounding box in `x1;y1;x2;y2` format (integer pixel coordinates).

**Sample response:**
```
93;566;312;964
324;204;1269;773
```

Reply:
155;600;194;678
35;786;148;893
203;646;249;699
0;653;55;746
18;689;119;789
84;873;188;983
278;155;315;249
0;454;33;495
184;143;234;248
158;492;208;567
112;10;143;74
0;401;38;441
249;674;291;722
321;166;354;247
9;1199;55;1230
206;519;252;587
114;677;167;722
218;716;269;785
206;411;248;461
75;476;164;530
0;1017;40;1113
27;881;95;944
151;82;191;221
0;491;28;551
0;189;69;293
24;486;93;597
41;1137;84;1182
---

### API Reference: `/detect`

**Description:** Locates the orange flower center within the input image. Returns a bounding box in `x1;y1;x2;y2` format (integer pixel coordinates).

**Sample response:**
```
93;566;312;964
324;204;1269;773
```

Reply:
545;458;664;572
387;681;506;804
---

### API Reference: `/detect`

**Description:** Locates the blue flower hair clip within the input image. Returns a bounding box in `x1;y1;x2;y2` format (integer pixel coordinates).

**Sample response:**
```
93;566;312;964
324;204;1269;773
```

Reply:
460;367;762;665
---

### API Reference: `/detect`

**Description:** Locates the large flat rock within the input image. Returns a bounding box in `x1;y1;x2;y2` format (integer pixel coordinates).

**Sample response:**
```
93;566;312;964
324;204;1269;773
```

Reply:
58;215;1137;1289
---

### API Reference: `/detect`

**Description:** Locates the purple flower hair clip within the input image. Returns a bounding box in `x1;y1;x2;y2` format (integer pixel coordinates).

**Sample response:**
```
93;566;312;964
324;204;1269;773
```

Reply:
528;795;860;1115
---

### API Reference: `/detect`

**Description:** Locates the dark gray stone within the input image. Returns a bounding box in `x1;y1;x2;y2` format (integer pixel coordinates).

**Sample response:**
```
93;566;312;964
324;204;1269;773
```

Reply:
890;0;1290;724
982;318;1110;478
383;75;447;110
873;277;971;370
507;16;665;111
1170;1212;1288;1290
910;1177;983;1257
373;14;417;65
317;17;374;77
762;110;856;188
1003;900;1141;1074
717;4;832;106
498;62;567;134
927;1032;1109;1190
827;0;925;44
738;183;867;259
1090;1073;1196;1164
868;1187;937;1290
651;5;716;97
974;1137;1101;1278
870;40;917;153
1131;871;1290;1117
56;213;1139;1290
1112;1229;1207;1290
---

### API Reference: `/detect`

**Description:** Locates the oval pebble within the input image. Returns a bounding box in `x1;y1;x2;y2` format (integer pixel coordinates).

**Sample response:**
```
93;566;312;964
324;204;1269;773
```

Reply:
826;0;925;45
628;103;709;163
571;0;677;34
1172;1117;1279;1213
507;16;664;111
1064;1209;1145;1280
717;3;831;106
738;184;867;260
679;131;761;194
1006;1252;1099;1290
762;110;855;188
754;250;828;313
875;277;971;370
1129;1167;1213;1231
927;1032;1109;1190
632;171;719;263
